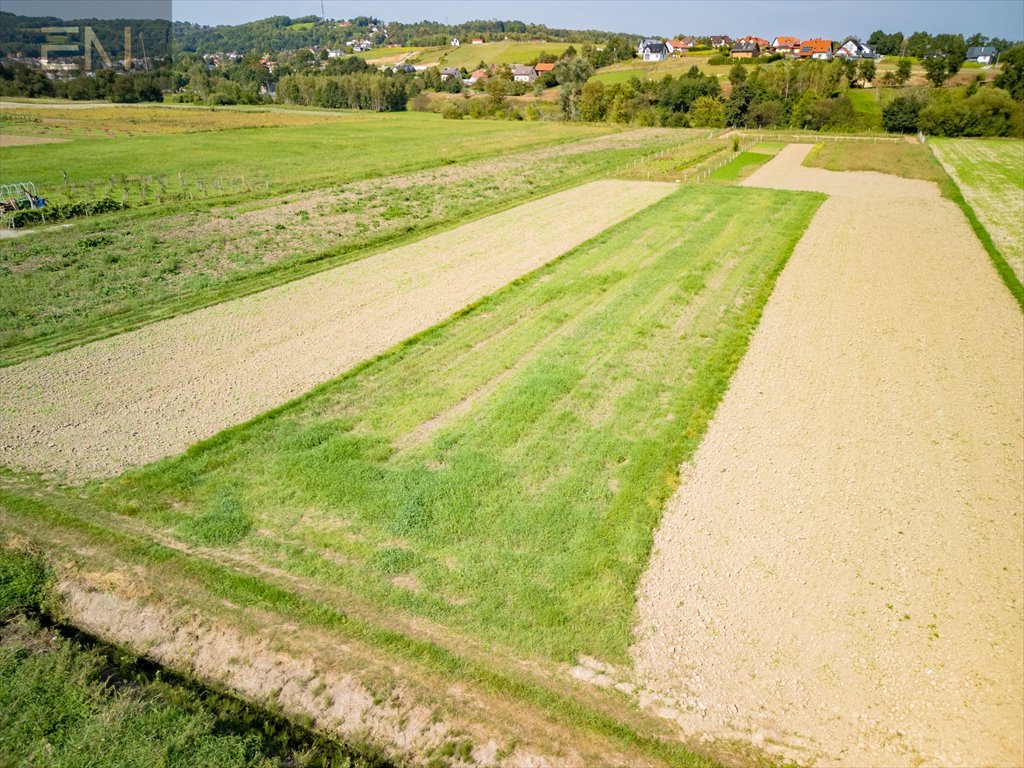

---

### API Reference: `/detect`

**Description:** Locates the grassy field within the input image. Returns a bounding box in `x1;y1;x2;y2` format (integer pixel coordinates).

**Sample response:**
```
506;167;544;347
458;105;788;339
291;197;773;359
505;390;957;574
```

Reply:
0;110;694;365
803;138;947;183
591;56;731;84
0;107;612;196
67;184;822;664
708;149;772;182
930;138;1024;283
410;41;575;68
847;88;882;130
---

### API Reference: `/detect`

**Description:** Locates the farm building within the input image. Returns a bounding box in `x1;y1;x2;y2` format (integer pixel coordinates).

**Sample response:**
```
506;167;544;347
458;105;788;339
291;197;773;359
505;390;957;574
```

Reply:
966;45;998;63
471;38;484;44
731;41;760;58
534;62;556;75
512;64;537;82
640;42;669;61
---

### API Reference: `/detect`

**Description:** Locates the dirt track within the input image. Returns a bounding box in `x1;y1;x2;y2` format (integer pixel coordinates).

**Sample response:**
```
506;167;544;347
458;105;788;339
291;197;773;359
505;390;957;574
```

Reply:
633;144;1024;767
0;180;675;480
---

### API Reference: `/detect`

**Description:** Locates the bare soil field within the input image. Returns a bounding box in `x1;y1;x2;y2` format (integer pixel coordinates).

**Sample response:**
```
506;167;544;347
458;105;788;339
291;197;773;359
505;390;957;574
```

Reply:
0;134;69;147
0;179;674;481
633;144;1023;767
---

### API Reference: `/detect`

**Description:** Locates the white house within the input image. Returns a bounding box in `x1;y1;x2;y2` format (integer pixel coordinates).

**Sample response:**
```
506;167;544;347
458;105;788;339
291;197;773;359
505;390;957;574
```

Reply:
640;42;669;62
836;39;878;59
636;38;661;57
450;37;461;47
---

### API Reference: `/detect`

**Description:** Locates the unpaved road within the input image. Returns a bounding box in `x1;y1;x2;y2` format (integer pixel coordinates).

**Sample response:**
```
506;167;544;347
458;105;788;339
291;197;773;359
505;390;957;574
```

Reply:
0;180;675;480
633;144;1023;767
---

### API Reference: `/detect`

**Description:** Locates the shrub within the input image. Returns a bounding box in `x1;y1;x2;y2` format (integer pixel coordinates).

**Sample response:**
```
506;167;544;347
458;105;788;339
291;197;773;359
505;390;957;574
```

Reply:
882;94;925;133
805;94;856;131
707;54;731;66
441;101;465;119
6;197;130;229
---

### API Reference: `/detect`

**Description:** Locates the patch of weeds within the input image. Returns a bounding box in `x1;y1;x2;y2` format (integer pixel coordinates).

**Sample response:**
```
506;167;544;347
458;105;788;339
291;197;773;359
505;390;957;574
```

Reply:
0;547;53;618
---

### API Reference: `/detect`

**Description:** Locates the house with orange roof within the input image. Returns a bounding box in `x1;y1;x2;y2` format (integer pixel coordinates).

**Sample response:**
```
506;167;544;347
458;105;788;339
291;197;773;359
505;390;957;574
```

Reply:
534;62;556;74
771;36;800;54
737;35;771;48
667;38;693;54
798;39;833;59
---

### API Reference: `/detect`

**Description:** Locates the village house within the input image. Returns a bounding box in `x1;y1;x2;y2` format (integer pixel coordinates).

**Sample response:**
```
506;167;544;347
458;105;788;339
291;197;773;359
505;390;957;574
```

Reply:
798;39;833;59
835;39;878;59
710;35;732;48
966;45;998;64
471;38;484;44
771;36;800;54
512;64;537;83
731;41;760;58
666;38;691;54
639;41;669;62
440;66;461;81
737;35;771;48
450;37;460;47
636;38;661;57
534;62;556;76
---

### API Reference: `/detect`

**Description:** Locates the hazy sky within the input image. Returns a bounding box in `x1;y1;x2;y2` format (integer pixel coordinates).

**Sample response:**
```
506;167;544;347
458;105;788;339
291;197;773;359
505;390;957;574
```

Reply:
6;0;1024;39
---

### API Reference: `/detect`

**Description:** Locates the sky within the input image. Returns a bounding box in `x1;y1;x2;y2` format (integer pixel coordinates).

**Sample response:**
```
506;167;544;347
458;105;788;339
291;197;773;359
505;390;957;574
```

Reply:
4;0;1023;40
